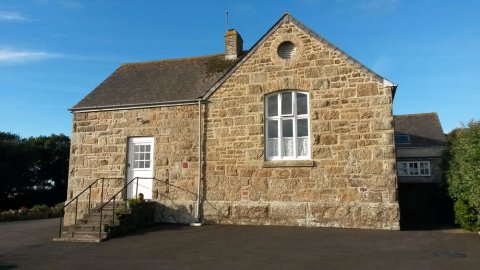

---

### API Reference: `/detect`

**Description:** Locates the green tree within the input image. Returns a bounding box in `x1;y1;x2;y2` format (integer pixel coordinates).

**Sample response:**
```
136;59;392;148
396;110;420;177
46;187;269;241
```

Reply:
26;134;70;206
0;132;70;210
446;120;480;231
0;132;36;210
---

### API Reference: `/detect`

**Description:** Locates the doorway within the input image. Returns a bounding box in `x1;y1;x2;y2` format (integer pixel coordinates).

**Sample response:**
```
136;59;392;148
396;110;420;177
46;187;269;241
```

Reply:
127;137;154;199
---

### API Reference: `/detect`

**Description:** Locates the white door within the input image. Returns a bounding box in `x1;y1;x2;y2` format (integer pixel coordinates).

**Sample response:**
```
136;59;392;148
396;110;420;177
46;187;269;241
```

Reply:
127;137;154;199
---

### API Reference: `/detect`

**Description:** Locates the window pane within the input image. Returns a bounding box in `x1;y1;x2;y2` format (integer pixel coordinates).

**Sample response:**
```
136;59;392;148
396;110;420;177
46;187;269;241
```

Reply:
282;138;294;156
397;163;408;176
145;153;150;161
134;153;140;161
282;119;293;137
268;120;278;138
133;161;139;169
297;119;308;137
140;145;145;152
267;138;278;157
395;134;410;143
422;162;430;175
140;153;145;160
296;93;308;115
139;161;145;168
281;92;292;115
145;145;151;152
134;145;139;152
297;137;308;156
409;163;418;175
145;161;150;168
267;95;278;117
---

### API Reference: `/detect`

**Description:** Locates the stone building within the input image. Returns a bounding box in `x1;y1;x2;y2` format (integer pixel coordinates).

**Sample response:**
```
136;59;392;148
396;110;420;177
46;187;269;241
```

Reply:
66;13;400;230
394;113;447;184
393;113;450;227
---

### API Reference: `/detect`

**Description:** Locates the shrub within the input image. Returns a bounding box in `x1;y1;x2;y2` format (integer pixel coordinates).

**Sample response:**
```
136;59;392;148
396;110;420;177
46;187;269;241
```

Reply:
446;120;480;231
127;198;141;208
453;200;480;230
31;204;51;213
0;203;65;221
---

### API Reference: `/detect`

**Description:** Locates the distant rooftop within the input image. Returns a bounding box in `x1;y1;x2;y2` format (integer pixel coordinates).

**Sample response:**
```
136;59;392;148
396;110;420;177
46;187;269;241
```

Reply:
394;113;447;147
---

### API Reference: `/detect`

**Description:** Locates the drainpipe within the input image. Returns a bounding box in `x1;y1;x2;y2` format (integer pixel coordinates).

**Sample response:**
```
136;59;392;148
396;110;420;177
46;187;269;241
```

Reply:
191;99;203;226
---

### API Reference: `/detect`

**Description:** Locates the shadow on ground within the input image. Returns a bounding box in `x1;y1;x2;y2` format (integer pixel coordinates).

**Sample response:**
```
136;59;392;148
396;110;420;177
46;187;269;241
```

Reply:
399;183;456;231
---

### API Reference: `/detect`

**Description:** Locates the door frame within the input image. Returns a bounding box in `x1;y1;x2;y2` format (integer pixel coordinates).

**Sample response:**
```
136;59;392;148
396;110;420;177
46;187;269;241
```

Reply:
126;136;155;199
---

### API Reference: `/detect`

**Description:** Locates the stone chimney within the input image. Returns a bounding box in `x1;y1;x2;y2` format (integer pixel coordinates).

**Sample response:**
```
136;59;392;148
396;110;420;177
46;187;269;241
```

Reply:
225;29;243;60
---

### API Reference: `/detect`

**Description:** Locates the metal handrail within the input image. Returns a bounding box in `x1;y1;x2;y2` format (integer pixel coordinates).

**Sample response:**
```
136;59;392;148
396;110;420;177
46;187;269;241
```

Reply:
97;177;140;239
58;175;205;240
96;176;201;239
57;177;123;238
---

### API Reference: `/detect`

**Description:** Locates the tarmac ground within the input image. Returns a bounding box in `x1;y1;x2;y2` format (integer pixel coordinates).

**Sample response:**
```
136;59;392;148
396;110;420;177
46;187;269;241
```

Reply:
0;218;478;270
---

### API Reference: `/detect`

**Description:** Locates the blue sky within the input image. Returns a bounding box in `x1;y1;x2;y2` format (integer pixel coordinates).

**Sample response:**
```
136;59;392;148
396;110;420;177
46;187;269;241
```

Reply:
0;0;479;137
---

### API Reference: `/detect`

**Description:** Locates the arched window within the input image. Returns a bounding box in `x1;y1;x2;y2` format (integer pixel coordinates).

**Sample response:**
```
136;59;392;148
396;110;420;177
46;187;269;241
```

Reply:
265;91;310;160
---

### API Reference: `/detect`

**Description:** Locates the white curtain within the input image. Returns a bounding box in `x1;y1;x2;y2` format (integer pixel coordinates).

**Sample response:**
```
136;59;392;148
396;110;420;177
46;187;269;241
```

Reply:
297;137;308;157
267;138;278;157
282;138;294;157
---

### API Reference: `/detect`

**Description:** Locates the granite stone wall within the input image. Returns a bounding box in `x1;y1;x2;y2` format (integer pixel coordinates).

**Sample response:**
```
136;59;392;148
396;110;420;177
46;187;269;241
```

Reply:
66;20;400;229
65;106;201;225
202;20;399;229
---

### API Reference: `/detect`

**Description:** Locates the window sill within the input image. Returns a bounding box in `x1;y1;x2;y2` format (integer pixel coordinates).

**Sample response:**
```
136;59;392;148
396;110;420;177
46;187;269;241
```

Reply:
398;175;432;177
263;160;314;168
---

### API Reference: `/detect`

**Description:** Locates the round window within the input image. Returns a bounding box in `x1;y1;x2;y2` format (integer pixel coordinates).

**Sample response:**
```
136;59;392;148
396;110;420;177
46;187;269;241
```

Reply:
277;41;296;59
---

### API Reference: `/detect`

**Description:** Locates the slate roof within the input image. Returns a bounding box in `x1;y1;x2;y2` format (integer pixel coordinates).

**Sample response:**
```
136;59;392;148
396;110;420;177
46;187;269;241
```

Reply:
72;13;396;112
394;113;447;147
71;54;236;111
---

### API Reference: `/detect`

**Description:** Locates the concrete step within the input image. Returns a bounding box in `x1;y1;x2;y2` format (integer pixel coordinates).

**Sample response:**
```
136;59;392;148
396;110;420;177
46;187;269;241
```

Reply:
53;237;103;243
87;201;127;210
89;207;131;214
82;212;118;220
55;200;154;243
59;230;109;240
76;218;121;226
67;224;102;232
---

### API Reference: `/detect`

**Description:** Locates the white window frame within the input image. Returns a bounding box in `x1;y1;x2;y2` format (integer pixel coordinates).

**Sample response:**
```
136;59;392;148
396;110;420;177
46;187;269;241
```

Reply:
397;161;431;176
265;91;310;160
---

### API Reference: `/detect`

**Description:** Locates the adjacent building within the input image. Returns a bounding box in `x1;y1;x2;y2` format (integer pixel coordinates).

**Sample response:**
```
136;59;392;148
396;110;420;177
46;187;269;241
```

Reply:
394;113;449;228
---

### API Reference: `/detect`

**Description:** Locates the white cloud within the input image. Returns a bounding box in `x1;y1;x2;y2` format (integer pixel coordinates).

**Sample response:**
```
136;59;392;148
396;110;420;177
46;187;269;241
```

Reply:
0;10;27;22
0;49;62;63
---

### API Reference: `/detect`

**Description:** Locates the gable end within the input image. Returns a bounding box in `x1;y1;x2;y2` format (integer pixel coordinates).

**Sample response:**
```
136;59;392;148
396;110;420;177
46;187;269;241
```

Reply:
202;13;397;100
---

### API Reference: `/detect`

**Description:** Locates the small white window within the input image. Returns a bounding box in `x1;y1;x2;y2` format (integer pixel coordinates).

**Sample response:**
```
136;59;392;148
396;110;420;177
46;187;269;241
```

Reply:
265;91;309;160
397;161;431;176
132;144;153;169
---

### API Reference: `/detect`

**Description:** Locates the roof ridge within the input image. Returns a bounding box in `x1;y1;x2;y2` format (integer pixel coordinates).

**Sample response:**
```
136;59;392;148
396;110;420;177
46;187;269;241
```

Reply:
120;53;225;67
394;112;438;117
